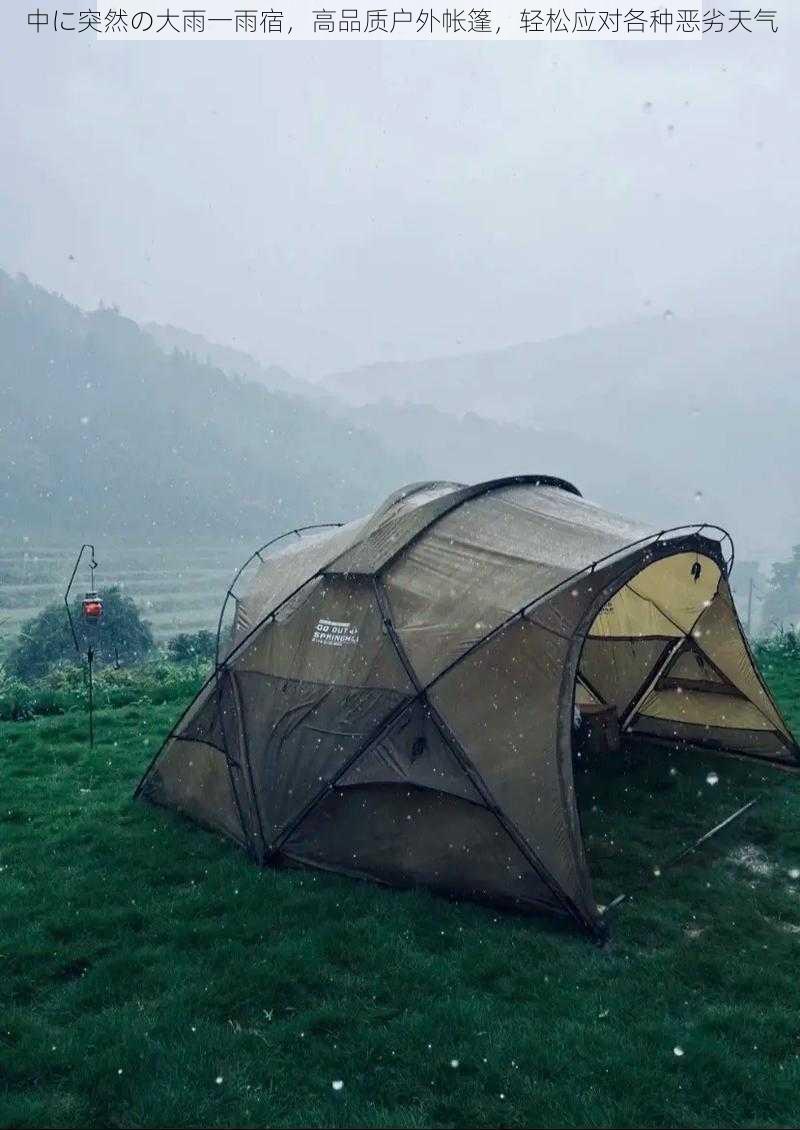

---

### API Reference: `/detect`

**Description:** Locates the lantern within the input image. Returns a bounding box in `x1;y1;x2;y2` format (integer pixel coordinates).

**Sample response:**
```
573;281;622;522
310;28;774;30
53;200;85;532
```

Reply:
82;592;103;621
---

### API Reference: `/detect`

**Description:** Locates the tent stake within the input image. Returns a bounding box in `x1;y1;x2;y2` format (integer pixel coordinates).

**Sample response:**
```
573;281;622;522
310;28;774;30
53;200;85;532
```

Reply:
604;798;758;914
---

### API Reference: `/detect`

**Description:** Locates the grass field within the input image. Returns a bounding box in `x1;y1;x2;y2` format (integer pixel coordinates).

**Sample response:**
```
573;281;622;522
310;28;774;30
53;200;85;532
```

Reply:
2;659;800;1128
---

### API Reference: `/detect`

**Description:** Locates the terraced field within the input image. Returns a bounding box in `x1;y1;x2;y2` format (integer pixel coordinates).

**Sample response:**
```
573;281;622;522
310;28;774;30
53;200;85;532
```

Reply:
0;542;253;647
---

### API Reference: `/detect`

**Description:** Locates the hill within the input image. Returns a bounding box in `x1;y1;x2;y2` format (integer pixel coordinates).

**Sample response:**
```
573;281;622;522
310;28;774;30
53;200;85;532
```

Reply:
5;266;796;567
323;315;800;560
143;321;315;399
0;271;412;541
340;399;687;528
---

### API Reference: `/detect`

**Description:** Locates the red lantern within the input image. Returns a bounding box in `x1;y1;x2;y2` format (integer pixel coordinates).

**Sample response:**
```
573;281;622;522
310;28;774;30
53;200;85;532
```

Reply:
82;592;103;621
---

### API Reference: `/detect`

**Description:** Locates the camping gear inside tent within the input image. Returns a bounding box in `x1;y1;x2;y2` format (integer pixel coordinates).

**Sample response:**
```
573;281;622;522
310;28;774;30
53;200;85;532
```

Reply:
135;476;799;940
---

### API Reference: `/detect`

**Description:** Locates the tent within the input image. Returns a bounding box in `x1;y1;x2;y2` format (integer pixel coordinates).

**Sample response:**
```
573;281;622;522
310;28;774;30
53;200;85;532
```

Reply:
136;476;798;940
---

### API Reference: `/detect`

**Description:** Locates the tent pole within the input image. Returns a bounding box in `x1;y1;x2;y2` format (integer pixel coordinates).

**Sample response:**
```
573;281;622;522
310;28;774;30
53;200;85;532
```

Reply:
619;637;685;732
658;798;758;871
604;798;758;915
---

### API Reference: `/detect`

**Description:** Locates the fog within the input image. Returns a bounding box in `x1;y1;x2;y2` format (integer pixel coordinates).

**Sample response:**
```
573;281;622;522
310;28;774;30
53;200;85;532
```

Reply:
1;4;797;376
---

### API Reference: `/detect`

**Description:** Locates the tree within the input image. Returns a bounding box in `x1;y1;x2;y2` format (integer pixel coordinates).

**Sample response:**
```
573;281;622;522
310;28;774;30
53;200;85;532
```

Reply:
7;586;154;682
166;630;216;664
762;545;800;632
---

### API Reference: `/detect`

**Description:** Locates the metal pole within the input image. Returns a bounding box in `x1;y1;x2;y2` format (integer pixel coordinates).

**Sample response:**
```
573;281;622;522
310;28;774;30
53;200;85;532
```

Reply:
87;647;95;749
658;798;758;872
604;798;758;915
63;544;98;752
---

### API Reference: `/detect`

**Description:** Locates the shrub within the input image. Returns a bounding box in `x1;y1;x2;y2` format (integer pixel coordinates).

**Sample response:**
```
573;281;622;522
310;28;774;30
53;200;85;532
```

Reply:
754;627;800;669
166;629;216;664
6;586;154;682
0;658;209;722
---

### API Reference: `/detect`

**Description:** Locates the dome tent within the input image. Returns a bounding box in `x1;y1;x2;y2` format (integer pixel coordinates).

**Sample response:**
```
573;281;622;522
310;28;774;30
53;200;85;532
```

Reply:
136;476;799;940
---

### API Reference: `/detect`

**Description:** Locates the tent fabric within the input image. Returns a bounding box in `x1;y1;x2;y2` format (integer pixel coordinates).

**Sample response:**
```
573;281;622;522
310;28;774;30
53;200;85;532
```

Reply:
142;737;246;845
627;716;792;760
136;475;799;939
227;481;466;653
578;636;674;716
689;584;792;738
228;520;366;654
282;785;565;916
666;646;728;683
327;475;586;578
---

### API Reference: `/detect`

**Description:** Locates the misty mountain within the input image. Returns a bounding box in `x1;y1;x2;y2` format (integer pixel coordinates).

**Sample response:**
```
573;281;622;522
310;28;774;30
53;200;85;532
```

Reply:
5;265;796;570
336;400;688;528
0;271;413;541
139;317;693;532
144;321;316;399
323;316;800;561
325;315;799;423
142;305;685;533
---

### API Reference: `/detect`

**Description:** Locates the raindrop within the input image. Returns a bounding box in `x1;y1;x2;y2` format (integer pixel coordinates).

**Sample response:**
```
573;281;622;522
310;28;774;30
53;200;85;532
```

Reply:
653;867;661;877
706;772;719;787
643;100;654;113
693;490;703;504
332;1080;344;1091
674;1046;684;1057
788;869;800;880
663;309;675;321
450;1059;460;1068
215;1076;223;1085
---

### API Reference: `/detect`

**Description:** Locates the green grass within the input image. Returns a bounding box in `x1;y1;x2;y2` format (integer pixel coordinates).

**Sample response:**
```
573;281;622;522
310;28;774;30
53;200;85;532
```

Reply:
2;664;800;1128
0;660;208;722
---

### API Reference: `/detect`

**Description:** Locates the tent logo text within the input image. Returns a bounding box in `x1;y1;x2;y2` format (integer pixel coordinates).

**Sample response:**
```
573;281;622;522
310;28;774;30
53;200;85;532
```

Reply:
312;618;359;648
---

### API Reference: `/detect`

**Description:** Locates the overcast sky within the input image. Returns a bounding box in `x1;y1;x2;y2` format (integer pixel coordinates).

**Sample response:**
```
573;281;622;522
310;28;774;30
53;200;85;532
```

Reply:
1;4;797;375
